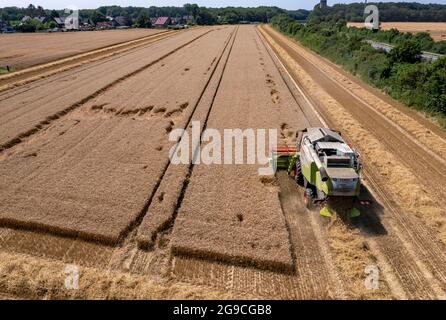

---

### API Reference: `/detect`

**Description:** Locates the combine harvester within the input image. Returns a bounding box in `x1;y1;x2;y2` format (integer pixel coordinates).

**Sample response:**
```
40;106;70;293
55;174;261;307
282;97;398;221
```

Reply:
273;128;365;217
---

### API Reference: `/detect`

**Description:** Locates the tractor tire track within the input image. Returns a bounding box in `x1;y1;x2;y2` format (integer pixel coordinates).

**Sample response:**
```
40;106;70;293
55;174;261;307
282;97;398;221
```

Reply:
255;28;346;299
0;31;178;101
0;30;177;91
0;29;214;153
108;26;239;274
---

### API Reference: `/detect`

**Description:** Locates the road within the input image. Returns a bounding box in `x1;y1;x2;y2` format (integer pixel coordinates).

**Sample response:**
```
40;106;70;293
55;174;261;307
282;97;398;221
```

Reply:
366;40;444;62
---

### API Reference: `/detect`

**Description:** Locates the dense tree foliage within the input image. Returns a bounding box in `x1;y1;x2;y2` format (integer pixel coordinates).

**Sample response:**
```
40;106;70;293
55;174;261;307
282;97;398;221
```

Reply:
0;5;309;26
196;8;217;25
311;2;446;22
89;10;107;24
134;11;151;28
3;2;446;25
14;18;56;32
184;3;199;21
271;14;446;125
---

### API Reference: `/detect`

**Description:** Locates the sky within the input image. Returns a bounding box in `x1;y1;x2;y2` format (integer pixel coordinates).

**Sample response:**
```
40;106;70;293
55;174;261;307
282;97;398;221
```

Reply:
0;0;445;10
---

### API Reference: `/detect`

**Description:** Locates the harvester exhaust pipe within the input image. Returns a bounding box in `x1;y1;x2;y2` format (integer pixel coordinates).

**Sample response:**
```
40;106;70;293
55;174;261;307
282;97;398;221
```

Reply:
319;167;329;182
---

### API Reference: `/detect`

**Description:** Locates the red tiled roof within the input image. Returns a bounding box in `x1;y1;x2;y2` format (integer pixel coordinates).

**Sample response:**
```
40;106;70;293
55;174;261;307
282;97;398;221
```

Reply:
154;17;170;26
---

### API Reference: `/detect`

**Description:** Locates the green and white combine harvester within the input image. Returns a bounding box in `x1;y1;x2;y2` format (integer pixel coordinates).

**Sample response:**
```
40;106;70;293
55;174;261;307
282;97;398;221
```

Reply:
272;127;364;217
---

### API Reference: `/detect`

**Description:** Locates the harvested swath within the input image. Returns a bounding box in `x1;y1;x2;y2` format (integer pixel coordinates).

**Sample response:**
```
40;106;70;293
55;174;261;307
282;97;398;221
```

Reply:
0;250;241;299
0;229;75;261
64;240;115;268
0;27;211;150
0;27;235;244
327;218;393;299
0;29;163;68
172;218;293;272
170;26;306;272
173;255;336;299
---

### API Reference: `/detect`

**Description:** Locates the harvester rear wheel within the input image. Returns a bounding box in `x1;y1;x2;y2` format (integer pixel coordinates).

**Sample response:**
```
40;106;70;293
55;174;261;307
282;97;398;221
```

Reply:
295;160;304;186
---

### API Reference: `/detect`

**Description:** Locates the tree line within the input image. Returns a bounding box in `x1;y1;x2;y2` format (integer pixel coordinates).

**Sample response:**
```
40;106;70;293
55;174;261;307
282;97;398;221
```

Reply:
0;4;310;27
271;14;446;127
312;2;446;22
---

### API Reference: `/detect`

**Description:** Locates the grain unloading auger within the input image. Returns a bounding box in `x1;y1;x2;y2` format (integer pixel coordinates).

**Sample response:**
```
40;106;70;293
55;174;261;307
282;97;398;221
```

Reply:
272;128;363;218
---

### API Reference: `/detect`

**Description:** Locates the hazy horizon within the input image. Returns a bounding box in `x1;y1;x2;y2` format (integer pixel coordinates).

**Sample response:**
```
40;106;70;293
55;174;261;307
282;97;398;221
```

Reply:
0;0;445;11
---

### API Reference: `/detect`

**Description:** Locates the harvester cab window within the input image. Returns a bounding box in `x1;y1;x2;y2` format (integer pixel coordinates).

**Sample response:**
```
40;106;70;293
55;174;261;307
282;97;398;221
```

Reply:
325;156;352;168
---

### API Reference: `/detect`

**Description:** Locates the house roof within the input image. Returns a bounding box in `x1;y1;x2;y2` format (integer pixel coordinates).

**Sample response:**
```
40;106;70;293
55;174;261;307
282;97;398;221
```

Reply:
53;17;65;25
96;21;113;27
154;17;170;26
114;16;128;26
34;16;48;23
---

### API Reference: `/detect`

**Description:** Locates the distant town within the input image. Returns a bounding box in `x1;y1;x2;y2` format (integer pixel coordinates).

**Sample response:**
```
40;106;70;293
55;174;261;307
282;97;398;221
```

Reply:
0;5;199;33
0;4;308;33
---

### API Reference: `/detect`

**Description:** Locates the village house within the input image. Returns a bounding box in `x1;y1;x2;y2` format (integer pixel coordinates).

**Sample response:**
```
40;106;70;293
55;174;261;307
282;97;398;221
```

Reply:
153;16;171;28
79;18;95;31
53;17;65;28
0;19;14;33
95;21;114;29
113;16;131;28
183;15;193;23
21;15;54;24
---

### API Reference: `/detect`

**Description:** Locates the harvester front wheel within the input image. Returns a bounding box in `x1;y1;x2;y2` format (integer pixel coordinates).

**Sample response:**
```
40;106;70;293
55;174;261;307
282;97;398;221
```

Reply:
304;188;313;210
295;160;304;186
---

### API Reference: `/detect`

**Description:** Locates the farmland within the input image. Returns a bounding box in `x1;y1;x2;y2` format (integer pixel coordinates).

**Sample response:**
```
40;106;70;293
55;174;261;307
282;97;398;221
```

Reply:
0;29;165;68
0;24;445;300
348;22;446;41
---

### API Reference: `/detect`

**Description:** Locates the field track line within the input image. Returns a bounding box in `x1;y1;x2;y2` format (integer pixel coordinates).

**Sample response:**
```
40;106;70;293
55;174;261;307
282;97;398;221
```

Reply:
118;26;239;246
259;26;446;203
263;26;446;144
287;26;446;141
259;25;446;299
256;27;347;298
0;29;214;154
106;26;238;275
0;30;179;91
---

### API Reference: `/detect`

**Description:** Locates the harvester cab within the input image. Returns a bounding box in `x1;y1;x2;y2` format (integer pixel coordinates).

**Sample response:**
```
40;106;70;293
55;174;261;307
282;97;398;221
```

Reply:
272;127;362;218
